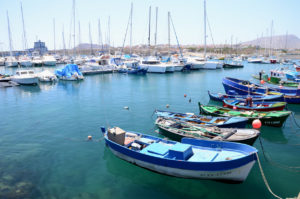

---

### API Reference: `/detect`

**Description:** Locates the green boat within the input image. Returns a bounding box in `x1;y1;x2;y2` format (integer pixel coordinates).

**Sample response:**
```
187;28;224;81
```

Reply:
198;102;291;127
252;74;298;87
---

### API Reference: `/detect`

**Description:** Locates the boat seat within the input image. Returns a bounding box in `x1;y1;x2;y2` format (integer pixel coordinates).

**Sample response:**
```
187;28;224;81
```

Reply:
140;143;172;156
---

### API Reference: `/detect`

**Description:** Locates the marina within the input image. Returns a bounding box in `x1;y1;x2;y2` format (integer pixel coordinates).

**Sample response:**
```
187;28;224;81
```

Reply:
0;0;300;199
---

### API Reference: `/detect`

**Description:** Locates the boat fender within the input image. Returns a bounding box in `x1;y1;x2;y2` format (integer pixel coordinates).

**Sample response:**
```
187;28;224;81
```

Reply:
252;119;262;129
184;94;187;98
233;106;237;110
189;98;191;103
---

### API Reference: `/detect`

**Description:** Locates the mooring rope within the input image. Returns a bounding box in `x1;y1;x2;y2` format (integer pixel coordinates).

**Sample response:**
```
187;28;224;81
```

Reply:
258;137;300;171
256;153;283;199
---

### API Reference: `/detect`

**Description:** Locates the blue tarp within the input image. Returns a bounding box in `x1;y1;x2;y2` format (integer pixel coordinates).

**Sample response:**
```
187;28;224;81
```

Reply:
55;64;82;78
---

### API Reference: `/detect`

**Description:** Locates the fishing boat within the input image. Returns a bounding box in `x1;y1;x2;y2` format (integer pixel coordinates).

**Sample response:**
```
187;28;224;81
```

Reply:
103;126;258;182
155;117;260;145
208;91;284;102
223;99;286;112
252;74;298;87
155;110;248;128
198;103;291;127
55;64;84;81
294;64;300;72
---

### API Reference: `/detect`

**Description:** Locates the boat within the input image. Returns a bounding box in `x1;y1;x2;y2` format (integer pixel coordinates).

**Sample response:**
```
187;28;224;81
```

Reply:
10;70;39;85
186;57;205;70
140;57;173;73
155;117;260;145
223;61;243;69
18;56;32;67
222;77;300;104
55;64;84;81
285;71;300;82
247;57;262;63
5;56;18;67
294;64;300;72
198;103;291;127
32;56;43;67
80;60;114;75
0;57;5;66
103;126;258;182
155;110;248;128
37;70;57;82
208;91;284;102
223;99;286;112
252;74;298;87
42;55;56;66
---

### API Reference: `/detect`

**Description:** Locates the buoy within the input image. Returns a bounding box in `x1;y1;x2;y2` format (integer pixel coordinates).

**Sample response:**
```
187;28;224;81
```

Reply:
268;77;271;81
189;98;191;103
252;119;262;129
124;106;129;110
260;80;265;84
279;85;283;89
184;94;187;98
233;106;237;110
87;135;93;141
166;104;170;108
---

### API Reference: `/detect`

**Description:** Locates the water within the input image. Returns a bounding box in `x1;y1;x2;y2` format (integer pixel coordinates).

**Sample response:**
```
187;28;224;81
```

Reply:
0;63;299;199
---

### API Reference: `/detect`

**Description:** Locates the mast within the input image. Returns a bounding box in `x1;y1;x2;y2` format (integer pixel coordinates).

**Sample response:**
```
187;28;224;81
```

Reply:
6;11;13;57
53;18;56;54
269;20;273;57
154;7;158;47
62;25;66;56
204;0;207;59
73;0;76;56
20;2;28;54
168;11;170;58
148;6;151;55
169;12;183;58
98;18;103;54
89;22;93;55
129;2;133;56
78;21;81;55
109;16;111;55
285;31;288;50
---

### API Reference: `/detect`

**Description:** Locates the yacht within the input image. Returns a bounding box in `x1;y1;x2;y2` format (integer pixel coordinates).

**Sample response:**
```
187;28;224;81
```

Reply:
0;57;5;66
186;57;205;70
5;56;18;67
204;60;222;69
42;55;56;66
11;70;38;85
18;56;32;67
247;57;263;63
140;57;173;73
32;56;43;67
37;70;57;82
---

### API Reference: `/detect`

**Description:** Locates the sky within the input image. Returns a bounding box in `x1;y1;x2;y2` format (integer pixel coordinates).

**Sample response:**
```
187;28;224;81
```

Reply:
0;0;299;51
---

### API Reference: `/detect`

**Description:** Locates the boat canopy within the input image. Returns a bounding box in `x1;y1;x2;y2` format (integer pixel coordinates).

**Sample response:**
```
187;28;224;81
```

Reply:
55;64;82;77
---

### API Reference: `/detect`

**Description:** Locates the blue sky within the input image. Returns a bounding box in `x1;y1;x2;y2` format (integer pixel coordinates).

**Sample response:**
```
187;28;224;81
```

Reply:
0;0;299;51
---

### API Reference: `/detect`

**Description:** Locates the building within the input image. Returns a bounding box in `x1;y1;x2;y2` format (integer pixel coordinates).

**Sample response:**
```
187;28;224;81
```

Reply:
28;40;48;55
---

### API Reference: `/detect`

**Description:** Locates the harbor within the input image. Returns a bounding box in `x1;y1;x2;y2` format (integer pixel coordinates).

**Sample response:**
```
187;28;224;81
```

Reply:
1;0;300;199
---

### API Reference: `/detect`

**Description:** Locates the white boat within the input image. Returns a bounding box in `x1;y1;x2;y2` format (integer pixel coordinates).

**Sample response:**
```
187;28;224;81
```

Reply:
5;56;18;67
80;60;114;75
32;56;43;67
204;60;222;69
18;56;32;67
37;70;57;82
186;57;205;70
42;55;56;66
247;57;263;63
140;57;171;73
11;70;38;85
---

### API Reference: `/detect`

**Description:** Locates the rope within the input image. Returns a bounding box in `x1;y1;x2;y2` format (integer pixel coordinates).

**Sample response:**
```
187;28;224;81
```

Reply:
258;137;300;171
256;153;283;199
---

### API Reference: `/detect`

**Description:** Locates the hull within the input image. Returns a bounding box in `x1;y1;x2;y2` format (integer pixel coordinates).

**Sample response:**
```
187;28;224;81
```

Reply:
11;77;38;85
19;61;32;67
106;139;256;182
5;61;18;67
191;63;204;70
147;65;167;73
223;63;243;68
43;61;56;66
157;126;259;146
174;65;184;71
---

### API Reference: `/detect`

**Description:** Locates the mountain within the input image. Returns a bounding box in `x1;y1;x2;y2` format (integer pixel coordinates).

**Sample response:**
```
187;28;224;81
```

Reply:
75;43;108;50
241;34;300;49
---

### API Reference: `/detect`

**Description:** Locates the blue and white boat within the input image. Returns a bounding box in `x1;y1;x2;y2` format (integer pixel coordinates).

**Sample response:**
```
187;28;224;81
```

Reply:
102;127;258;182
55;64;84;81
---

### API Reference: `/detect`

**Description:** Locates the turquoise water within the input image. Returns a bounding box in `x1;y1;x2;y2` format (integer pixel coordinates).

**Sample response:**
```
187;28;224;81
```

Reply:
0;63;299;199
